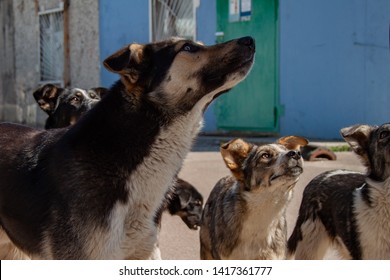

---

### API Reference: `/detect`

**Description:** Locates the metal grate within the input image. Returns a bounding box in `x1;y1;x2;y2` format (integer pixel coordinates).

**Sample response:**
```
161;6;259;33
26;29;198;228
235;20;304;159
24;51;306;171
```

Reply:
151;0;196;42
39;7;64;85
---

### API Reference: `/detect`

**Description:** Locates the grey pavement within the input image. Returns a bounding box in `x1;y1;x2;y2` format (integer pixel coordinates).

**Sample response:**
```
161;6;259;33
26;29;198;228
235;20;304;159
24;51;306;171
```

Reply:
158;136;364;259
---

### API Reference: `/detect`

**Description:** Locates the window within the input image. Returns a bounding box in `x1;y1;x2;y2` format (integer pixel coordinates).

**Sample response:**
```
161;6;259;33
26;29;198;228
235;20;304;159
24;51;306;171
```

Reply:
38;5;64;85
151;0;197;41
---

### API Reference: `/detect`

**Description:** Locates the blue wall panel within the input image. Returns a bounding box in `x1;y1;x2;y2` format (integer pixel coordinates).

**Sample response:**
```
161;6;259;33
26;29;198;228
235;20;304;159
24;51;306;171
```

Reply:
99;0;150;88
98;0;390;139
279;0;390;139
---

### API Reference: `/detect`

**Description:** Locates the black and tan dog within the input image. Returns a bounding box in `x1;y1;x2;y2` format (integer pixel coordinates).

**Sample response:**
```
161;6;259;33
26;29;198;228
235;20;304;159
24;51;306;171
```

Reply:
200;136;308;260
0;36;255;259
288;123;390;260
33;84;108;129
33;83;204;230
0;84;203;260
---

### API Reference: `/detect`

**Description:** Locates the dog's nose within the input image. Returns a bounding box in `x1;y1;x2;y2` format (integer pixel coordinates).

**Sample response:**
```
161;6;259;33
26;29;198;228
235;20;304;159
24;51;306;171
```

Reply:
287;150;301;160
238;36;255;48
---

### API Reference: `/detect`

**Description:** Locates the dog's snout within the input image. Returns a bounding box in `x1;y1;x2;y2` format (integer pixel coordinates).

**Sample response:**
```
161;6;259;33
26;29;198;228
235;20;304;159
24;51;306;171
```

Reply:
287;150;301;160
237;36;255;49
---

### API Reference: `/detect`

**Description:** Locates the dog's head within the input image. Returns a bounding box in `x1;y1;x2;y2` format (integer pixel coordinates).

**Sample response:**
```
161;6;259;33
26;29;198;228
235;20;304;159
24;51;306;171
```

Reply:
33;84;108;128
341;123;390;181
220;136;308;191
168;178;203;230
103;37;255;113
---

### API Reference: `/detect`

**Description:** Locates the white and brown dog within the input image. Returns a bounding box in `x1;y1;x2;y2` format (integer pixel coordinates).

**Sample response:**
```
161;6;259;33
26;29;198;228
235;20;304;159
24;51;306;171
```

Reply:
200;136;308;260
288;123;390;259
0;36;255;259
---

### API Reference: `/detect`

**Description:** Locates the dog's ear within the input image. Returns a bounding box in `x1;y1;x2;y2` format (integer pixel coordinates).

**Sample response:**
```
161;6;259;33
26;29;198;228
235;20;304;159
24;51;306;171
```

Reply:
90;87;109;98
278;136;309;150
176;188;192;209
33;84;62;115
341;124;374;163
103;44;144;84
220;138;253;181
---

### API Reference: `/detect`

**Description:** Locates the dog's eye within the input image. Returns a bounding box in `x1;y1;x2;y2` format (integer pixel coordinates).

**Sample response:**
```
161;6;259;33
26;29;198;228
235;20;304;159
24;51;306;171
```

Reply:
380;131;389;140
261;153;271;159
181;43;199;53
71;97;80;102
89;93;97;99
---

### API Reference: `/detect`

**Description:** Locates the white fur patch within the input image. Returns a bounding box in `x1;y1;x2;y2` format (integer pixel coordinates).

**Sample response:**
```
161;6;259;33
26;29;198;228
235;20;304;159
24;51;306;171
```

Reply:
322;170;362;181
293;219;333;260
354;177;390;259
83;90;214;259
224;183;293;260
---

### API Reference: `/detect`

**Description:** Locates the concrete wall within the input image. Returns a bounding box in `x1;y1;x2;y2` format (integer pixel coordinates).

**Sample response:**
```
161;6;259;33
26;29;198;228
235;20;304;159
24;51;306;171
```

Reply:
0;0;100;127
279;0;390;139
0;0;17;122
68;0;100;89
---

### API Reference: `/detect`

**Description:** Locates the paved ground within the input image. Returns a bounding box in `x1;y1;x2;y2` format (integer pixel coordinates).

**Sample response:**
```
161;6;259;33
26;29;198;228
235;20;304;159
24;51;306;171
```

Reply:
158;136;365;259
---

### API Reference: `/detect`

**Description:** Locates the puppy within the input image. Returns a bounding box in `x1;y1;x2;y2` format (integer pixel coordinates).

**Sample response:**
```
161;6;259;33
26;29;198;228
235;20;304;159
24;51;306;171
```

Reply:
157;178;203;230
0;36;255;259
33;84;108;129
150;178;204;259
288;123;390;259
200;136;308;260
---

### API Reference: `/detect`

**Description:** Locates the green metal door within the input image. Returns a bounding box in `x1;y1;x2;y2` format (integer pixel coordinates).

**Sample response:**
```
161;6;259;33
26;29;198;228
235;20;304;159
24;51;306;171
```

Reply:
215;0;280;133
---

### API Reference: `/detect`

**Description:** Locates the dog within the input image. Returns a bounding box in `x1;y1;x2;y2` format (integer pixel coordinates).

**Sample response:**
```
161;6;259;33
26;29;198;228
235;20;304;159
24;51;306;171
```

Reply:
33;84;108;129
157;178;203;230
200;136;308;260
0;85;204;260
288;123;390;260
32;83;203;259
150;178;204;259
33;83;203;229
0;36;255;259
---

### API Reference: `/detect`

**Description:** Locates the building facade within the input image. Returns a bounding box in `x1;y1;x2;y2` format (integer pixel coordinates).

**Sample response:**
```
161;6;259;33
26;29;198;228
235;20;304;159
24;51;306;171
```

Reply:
0;0;389;139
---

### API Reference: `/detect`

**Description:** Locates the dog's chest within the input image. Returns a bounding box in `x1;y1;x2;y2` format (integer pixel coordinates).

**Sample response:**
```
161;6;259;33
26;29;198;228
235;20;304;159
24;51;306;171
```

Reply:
91;112;203;259
226;190;291;260
355;180;390;259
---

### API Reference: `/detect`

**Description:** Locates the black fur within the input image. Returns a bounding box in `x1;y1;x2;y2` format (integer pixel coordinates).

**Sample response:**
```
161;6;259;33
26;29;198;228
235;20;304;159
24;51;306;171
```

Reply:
33;84;108;129
287;170;365;259
154;178;203;230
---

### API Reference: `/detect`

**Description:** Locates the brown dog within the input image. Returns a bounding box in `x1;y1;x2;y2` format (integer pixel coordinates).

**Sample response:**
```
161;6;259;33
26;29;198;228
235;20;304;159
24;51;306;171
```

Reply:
200;136;308;260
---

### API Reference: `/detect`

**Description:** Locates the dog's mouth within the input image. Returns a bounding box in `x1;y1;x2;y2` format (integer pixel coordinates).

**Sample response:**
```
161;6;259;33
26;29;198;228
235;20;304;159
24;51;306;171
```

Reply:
270;166;303;182
183;215;202;230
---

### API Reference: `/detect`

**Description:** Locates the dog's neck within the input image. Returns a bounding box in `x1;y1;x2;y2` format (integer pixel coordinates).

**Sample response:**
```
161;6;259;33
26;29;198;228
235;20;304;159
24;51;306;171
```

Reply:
71;82;206;259
224;182;292;259
242;184;293;219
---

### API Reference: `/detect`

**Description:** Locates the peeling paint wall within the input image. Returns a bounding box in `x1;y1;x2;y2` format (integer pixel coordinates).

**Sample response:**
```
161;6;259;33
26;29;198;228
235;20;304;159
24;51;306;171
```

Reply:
0;0;17;123
0;0;100;127
68;0;100;89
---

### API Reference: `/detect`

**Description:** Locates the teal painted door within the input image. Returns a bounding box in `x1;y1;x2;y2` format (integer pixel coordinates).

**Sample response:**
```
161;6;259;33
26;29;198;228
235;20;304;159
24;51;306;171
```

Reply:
215;0;280;133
